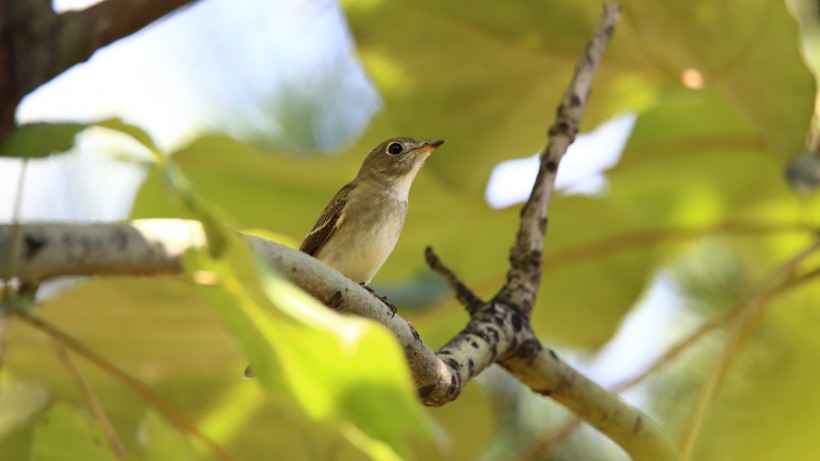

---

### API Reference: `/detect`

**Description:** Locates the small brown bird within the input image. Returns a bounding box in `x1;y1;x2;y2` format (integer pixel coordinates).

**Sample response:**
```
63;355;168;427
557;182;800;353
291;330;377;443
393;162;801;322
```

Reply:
300;137;444;284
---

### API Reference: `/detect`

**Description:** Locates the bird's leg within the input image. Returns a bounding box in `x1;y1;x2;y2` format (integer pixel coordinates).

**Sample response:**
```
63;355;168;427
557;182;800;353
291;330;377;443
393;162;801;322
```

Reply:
359;282;397;317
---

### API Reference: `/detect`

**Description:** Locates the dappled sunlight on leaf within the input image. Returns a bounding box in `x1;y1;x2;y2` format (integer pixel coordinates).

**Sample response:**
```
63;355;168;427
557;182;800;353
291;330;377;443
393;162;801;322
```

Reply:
185;230;435;460
193;379;267;455
137;410;194;461
30;403;118;461
0;377;48;439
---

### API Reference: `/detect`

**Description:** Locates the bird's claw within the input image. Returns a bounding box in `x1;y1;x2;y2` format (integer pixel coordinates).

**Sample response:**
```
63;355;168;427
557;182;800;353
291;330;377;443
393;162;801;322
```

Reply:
360;282;397;318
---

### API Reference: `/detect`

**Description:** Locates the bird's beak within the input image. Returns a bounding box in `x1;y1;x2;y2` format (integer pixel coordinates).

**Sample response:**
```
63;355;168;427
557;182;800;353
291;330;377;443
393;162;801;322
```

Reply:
418;139;445;154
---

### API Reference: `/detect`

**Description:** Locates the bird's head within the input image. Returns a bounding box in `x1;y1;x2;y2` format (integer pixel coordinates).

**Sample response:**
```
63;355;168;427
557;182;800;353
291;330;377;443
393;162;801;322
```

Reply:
358;137;445;186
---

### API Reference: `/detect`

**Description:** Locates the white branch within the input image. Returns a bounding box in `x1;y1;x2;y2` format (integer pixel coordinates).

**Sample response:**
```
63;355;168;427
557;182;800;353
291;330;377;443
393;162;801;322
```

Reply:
0;218;681;460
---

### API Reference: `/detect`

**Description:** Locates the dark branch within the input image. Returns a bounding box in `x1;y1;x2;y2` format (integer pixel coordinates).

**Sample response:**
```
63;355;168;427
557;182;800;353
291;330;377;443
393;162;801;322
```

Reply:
0;0;198;141
497;3;621;318
424;246;484;314
64;0;197;55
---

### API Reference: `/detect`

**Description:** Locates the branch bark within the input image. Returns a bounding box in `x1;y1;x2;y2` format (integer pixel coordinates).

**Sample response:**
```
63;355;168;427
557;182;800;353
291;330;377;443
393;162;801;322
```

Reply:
505;347;678;460
0;219;678;461
0;220;457;399
0;0;198;141
497;3;618;318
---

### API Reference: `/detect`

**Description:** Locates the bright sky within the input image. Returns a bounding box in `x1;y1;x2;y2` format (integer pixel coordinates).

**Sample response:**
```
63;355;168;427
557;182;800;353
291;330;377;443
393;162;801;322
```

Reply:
4;0;380;222
28;0;379;152
486;114;636;208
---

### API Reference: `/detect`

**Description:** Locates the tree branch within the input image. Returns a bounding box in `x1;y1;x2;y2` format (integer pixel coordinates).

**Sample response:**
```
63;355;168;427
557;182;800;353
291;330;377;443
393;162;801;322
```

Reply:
52;339;129;459
678;240;820;458
0;0;198;141
424;246;483;314
62;0;197;56
0;220;458;403
15;305;236;461
496;3;620;318
504;345;679;461
0;218;678;460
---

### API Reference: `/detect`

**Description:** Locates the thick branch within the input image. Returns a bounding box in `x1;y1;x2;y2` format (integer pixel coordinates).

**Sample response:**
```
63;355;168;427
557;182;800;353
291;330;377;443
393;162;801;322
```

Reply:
245;234;458;402
0;0;197;141
0;220;455;403
0;219;678;458
498;3;620;317
62;0;197;59
502;345;680;461
0;220;205;280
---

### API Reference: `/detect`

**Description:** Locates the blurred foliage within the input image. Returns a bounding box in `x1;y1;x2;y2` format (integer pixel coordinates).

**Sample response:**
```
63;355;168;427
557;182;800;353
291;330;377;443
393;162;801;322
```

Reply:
29;403;119;461
184;233;434;460
670;240;752;316
0;123;88;159
4;0;820;460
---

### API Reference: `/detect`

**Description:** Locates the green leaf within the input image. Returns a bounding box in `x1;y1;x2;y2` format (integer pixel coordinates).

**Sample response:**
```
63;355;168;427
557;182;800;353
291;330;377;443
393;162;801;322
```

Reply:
0;123;86;158
0;118;165;160
185;233;435;460
137;410;194;461
95;119;163;158
644;238;820;461
0;379;48;439
29;403;118;461
342;0;812;193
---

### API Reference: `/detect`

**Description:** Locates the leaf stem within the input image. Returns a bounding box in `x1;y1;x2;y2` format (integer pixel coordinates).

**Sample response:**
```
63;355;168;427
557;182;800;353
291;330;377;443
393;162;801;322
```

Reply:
51;339;129;459
16;309;237;461
678;240;820;458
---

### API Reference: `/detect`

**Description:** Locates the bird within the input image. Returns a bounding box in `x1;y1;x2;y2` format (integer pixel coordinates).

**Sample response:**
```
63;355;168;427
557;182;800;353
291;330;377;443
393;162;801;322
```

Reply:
299;137;444;284
244;137;443;379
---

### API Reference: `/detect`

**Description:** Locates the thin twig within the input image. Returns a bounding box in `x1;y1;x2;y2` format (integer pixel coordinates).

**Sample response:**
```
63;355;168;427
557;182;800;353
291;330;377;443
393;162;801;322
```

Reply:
514;311;727;460
0;158;28;405
613;259;820;395
773;264;820;294
457;221;813;301
52;339;129;459
678;240;820;459
424;246;483;314
498;2;621;317
611;313;730;393
519;257;820;460
512;417;583;461
17;310;237;461
2;158;28;299
541;221;814;276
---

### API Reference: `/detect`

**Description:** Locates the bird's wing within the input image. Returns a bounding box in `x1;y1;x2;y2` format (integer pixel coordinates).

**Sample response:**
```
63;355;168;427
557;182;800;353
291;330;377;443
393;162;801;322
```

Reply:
299;182;356;255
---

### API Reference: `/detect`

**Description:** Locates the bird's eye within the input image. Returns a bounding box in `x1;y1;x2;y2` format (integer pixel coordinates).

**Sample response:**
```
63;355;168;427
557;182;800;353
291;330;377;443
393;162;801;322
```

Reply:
387;143;403;155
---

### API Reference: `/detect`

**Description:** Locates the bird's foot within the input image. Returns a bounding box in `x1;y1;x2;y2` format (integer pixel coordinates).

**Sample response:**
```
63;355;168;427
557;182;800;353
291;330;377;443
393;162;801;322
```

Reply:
359;282;375;294
359;282;397;317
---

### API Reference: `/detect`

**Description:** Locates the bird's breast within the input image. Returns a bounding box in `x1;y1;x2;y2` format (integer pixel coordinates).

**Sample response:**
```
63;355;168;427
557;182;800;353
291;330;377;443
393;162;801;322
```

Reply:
314;191;408;284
